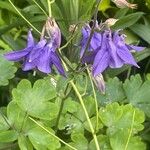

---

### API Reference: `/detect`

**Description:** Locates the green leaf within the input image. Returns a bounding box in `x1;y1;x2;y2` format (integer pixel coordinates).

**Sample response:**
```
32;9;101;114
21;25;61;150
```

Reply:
0;130;18;143
99;0;111;12
83;116;103;133
99;103;145;150
51;0;95;38
7;101;35;132
12;79;58;120
0;1;19;14
58;113;84;133
97;77;125;105
123;74;150;117
74;96;96;122
18;135;33;150
0;54;17;86
112;12;144;30
23;5;43;15
130;23;150;44
28;126;61;150
100;103;145;134
0;40;11;50
69;133;88;150
110;132;146;150
63;98;79;114
0;109;10;131
89;135;111;150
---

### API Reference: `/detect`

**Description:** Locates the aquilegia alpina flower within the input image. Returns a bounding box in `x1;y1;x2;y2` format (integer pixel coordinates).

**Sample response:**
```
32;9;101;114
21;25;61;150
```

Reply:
111;0;137;9
4;18;65;76
92;30;145;76
80;23;102;58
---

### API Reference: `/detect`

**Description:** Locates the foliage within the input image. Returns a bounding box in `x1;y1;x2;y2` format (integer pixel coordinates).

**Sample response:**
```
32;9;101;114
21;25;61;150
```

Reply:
0;0;150;149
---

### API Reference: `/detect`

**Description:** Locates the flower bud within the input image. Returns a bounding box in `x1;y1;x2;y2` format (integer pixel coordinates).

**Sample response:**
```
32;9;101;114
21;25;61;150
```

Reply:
45;17;61;48
112;0;137;9
93;74;105;94
105;18;118;27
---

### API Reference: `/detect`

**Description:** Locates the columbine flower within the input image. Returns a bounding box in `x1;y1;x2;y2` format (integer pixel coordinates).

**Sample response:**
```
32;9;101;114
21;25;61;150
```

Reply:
4;18;65;76
112;0;137;9
80;23;102;58
92;30;145;76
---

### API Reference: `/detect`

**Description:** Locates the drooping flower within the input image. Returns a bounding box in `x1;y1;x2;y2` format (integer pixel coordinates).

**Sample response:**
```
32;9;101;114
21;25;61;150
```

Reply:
80;23;102;58
4;18;65;76
112;0;137;9
92;30;145;76
92;73;105;94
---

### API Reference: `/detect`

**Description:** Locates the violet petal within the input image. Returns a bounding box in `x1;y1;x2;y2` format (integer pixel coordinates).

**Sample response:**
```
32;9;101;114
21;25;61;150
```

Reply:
27;30;35;48
28;39;47;62
37;46;52;73
51;51;65;76
127;44;145;51
4;48;30;61
93;51;110;77
117;47;139;67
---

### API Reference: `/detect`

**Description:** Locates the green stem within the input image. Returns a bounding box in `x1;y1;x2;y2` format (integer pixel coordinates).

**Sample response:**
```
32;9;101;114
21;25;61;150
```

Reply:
124;110;135;150
127;67;131;79
70;80;100;150
58;34;100;150
47;0;51;17
47;0;55;17
9;0;41;34
86;64;99;132
55;84;70;130
32;0;48;17
29;117;77;150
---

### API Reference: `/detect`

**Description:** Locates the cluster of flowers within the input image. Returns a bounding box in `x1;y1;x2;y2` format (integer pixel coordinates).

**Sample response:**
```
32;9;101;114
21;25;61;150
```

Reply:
4;18;144;77
80;22;144;77
4;18;65;76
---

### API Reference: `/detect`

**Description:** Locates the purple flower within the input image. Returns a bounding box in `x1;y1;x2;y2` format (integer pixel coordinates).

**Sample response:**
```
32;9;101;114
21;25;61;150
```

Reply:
4;19;65;76
92;30;145;76
80;28;145;77
80;23;102;58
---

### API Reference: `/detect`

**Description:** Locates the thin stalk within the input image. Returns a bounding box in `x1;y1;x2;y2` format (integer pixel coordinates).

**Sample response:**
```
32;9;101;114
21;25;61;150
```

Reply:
58;35;100;150
29;117;77;150
55;98;65;130
9;0;41;34
32;0;48;17
127;67;131;79
70;80;100;150
55;84;70;130
86;64;99;132
47;0;51;17
124;110;136;150
47;0;55;17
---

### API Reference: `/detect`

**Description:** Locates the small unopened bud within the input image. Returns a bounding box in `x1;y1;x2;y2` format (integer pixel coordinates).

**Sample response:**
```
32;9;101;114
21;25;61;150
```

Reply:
112;0;137;9
105;18;118;26
69;24;78;33
44;17;61;48
93;74;105;94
